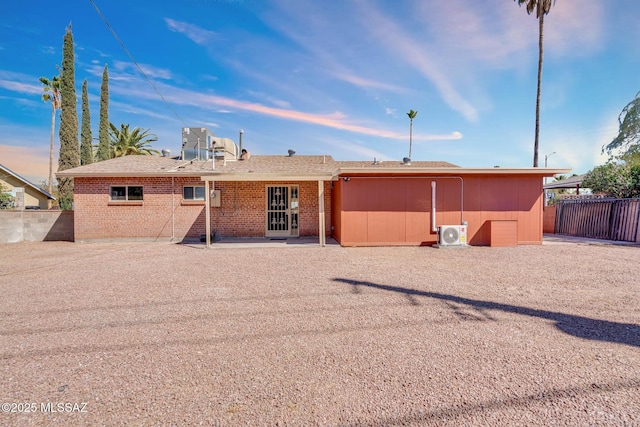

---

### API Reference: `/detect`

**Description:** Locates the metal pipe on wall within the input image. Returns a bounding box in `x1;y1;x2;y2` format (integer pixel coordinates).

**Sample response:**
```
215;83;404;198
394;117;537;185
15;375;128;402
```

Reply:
429;176;465;227
431;181;437;232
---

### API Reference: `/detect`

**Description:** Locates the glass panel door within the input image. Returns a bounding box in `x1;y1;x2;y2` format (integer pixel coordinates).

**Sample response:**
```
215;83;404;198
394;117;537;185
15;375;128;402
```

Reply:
266;185;299;237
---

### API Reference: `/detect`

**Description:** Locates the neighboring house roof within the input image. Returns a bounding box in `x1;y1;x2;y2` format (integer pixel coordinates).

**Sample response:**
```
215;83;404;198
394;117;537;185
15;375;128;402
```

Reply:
543;174;584;190
0;163;55;199
56;155;571;180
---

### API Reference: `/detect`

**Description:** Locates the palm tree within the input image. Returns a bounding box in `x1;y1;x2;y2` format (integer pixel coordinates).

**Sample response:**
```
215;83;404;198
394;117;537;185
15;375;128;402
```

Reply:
407;109;418;159
515;0;556;167
109;123;160;158
39;75;61;209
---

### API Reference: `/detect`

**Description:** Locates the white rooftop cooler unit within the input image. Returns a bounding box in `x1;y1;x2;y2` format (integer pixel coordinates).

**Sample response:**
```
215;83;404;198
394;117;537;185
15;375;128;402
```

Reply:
181;127;214;161
438;225;467;246
212;137;238;161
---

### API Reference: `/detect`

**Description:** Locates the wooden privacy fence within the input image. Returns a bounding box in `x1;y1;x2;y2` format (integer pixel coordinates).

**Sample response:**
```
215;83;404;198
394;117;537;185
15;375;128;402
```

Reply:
554;198;640;243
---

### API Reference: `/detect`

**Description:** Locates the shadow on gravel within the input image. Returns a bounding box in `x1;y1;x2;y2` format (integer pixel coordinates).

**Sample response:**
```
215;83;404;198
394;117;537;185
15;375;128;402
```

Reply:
344;378;640;427
333;278;640;348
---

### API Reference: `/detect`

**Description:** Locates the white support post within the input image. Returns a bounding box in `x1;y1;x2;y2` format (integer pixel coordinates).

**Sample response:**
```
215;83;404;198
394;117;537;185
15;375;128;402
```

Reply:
318;180;326;247
205;180;211;248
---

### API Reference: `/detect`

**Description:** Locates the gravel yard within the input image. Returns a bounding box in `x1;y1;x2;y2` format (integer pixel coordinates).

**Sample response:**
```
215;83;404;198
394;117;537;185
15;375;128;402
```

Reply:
1;239;639;426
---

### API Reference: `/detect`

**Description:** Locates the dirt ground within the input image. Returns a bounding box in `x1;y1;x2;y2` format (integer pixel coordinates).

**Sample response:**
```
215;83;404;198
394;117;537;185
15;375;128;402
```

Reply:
1;240;639;426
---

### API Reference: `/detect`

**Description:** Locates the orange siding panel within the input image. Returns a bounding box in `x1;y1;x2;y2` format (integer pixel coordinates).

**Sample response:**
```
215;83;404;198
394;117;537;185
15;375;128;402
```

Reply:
405;211;431;244
368;211;406;243
340;211;368;245
489;220;518;247
335;173;546;246
332;180;343;242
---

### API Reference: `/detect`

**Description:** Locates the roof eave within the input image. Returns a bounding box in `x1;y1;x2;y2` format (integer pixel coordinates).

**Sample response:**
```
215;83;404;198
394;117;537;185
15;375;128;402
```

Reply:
58;171;338;181
56;171;205;178
338;167;572;176
201;173;337;182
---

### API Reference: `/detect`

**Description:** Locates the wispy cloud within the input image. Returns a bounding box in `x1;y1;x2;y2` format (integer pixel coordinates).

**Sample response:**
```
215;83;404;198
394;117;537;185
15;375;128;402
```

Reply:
164;18;218;45
421;0;531;68
84;61;173;84
259;0;409;101
333;72;406;93
0;71;43;95
324;137;388;161
544;1;604;56
246;90;292;109
110;78;462;141
413;131;463;143
353;0;479;123
113;60;172;80
184;91;404;138
0;79;42;95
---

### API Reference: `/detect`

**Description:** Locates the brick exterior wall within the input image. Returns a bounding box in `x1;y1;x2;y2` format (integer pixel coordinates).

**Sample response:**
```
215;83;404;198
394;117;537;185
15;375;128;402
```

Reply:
73;177;331;241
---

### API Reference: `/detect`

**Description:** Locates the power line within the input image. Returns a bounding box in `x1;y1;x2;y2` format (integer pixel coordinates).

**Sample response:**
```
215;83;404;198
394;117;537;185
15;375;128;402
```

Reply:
88;0;188;127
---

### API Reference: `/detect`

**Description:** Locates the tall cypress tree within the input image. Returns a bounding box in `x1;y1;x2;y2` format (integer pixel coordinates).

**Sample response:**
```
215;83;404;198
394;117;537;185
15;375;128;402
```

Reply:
58;24;80;209
80;79;93;165
97;64;110;161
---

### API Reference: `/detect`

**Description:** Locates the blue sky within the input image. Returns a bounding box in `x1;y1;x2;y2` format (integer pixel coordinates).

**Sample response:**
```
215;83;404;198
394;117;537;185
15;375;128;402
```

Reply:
1;0;640;183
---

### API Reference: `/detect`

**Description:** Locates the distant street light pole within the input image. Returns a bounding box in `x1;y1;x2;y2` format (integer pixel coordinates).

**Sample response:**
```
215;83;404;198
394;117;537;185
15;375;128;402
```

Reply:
544;151;556;168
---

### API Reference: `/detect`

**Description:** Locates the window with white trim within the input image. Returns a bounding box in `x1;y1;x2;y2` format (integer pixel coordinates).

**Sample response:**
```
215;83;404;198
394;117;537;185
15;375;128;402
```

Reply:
110;186;143;201
183;185;206;200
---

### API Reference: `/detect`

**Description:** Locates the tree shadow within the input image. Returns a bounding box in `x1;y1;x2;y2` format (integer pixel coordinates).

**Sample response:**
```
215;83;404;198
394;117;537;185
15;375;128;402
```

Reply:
344;378;640;426
332;278;640;348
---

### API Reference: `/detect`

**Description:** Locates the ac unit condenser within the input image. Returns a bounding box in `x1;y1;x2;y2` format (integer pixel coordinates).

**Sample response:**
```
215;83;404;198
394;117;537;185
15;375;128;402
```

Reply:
438;225;467;246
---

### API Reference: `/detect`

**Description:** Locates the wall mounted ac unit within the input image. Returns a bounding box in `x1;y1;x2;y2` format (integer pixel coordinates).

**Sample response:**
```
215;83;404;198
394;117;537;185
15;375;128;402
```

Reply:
438;225;467;246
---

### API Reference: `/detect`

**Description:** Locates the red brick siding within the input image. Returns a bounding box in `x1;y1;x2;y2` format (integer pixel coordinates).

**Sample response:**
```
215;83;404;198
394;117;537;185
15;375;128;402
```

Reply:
73;177;332;241
209;181;332;237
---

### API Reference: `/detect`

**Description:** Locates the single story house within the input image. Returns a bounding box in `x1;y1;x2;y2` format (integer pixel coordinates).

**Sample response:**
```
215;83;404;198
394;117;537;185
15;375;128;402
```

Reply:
57;153;569;246
1;163;55;210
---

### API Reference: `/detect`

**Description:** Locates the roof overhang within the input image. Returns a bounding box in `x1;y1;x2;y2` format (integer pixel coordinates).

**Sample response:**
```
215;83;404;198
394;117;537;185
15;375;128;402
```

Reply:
58;164;571;180
57;171;204;178
201;173;337;182
337;167;572;177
